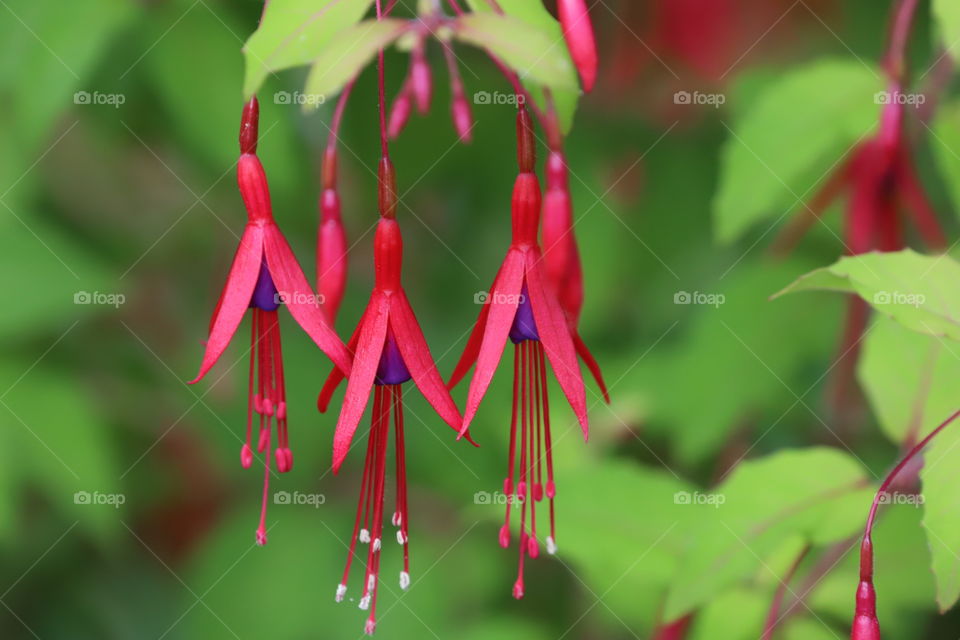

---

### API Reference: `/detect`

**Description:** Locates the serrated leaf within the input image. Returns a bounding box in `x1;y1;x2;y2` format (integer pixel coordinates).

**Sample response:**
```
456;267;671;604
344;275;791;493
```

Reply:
859;316;960;444
775;249;960;342
664;448;869;619
242;0;374;98
302;18;408;109
714;59;882;243
454;13;579;93
922;411;960;611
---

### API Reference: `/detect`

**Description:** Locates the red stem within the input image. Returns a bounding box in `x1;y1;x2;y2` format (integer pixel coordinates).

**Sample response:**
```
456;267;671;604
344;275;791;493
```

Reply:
761;545;810;640
884;0;919;84
376;0;389;158
860;408;960;579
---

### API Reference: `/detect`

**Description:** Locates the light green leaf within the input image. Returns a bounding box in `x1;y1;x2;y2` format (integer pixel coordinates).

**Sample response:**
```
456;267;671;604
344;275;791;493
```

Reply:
454;13;579;94
664;448;870;619
303;18;408;109
558;461;698;630
933;0;960;50
714;59;882;243
922;410;960;611
930;100;960;219
464;0;579;132
688;587;768;640
775;249;960;342
859;316;960;444
242;0;375;98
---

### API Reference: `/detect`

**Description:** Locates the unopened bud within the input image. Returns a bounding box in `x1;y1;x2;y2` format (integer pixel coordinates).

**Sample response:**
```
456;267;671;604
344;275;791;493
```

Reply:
239;96;259;154
388;90;413;140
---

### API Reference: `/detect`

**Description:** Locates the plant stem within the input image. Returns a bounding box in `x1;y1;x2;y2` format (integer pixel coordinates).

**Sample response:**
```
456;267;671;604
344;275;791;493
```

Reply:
884;0;919;84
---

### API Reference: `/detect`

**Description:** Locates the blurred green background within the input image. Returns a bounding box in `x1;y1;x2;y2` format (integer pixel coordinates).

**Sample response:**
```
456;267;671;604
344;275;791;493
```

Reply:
3;0;960;638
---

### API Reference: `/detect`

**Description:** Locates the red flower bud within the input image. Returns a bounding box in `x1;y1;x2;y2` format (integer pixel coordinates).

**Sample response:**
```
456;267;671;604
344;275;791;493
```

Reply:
558;0;598;92
451;87;474;142
318;188;348;324
411;45;432;114
387;88;413;140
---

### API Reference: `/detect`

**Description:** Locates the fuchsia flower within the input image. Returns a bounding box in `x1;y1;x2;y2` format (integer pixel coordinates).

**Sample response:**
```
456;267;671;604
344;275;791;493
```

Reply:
558;0;598;92
318;159;476;633
191;97;352;546
541;148;609;402
317;146;348;324
448;107;588;598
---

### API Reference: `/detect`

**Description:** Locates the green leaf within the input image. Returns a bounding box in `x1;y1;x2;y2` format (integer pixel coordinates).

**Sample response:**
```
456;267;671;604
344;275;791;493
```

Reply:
558;461;698;630
713;59;883;243
664;448;870;619
464;0;579;132
775;249;960;341
302;18;408;109
930;100;960;218
859;316;960;444
933;0;960;49
242;0;375;98
0;218;115;341
922;410;960;611
688;587;768;640
0;363;120;542
1;0;135;153
633;257;840;464
454;13;579;94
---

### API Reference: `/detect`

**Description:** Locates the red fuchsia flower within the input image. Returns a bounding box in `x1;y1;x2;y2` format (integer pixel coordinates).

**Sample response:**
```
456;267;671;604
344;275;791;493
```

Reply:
772;0;946;413
317;145;348;324
318;158;476;633
448;107;588;599
541;146;609;402
849;408;960;639
558;0;598;92
191;97;352;546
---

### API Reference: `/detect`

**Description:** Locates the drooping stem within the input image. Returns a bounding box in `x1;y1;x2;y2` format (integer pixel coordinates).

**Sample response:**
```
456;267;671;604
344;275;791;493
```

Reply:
375;0;389;158
854;406;960;617
883;0;919;84
761;545;810;640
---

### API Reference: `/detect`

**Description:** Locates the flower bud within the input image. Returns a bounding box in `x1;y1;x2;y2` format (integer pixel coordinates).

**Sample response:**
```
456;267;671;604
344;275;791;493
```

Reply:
388;89;413;140
558;0;598;92
318;188;347;323
451;88;474;142
411;47;432;114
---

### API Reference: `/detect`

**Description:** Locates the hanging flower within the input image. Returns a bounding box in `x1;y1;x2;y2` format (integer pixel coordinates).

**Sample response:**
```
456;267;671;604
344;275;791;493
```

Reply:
541;147;609;402
448;107;588;598
191;97;352;546
319;158;475;634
